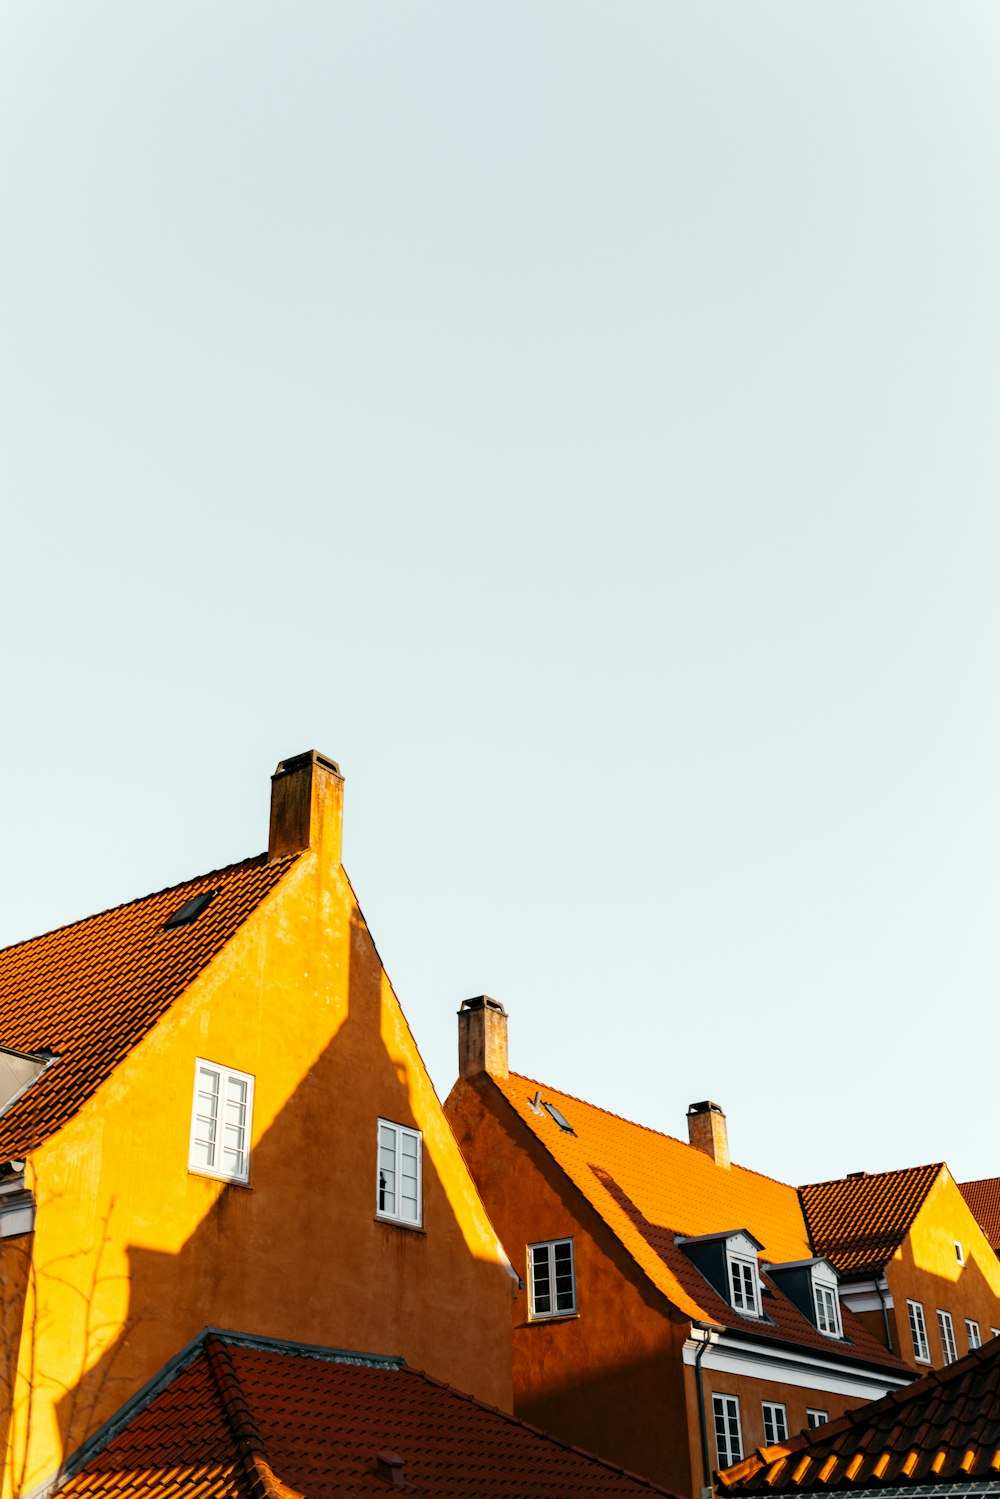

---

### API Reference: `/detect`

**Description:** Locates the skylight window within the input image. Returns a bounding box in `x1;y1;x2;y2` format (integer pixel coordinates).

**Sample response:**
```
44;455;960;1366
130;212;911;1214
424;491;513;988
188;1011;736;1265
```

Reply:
164;890;217;931
542;1102;575;1135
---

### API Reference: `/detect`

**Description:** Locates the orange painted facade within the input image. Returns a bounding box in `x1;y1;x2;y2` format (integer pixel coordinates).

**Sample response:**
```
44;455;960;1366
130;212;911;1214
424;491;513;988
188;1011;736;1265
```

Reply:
840;1172;1000;1369
446;1045;912;1499
0;756;514;1499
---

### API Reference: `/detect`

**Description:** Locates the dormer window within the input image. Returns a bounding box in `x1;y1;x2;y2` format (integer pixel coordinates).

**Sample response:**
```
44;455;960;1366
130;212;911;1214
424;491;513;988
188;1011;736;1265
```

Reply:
675;1229;765;1321
814;1278;842;1337
766;1257;844;1339
729;1252;761;1316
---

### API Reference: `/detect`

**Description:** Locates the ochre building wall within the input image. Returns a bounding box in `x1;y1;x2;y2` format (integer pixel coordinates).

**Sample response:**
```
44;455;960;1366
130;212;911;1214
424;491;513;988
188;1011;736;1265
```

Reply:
884;1170;1000;1369
6;848;514;1499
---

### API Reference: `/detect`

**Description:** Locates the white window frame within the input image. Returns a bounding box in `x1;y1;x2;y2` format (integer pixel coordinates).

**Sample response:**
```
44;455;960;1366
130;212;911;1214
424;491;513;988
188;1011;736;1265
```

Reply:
528;1238;577;1319
806;1409;829;1428
728;1252;761;1317
954;1240;965;1266
376;1119;423;1227
713;1393;743;1468
813;1279;843;1338
907;1299;931;1363
188;1059;254;1184
991;1328;1000;1341
937;1309;958;1364
762;1401;788;1446
966;1319;981;1350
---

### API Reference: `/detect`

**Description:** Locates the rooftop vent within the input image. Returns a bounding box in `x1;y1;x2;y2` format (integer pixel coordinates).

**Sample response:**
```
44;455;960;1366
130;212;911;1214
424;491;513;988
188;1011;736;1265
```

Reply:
373;1450;406;1488
846;1171;867;1180
163;890;217;931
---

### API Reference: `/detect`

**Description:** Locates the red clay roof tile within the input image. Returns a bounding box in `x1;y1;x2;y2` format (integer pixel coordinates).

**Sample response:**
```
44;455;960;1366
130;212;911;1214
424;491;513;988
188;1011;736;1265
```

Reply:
55;1331;680;1499
959;1179;1000;1253
0;854;296;1158
799;1165;943;1277
716;1334;1000;1493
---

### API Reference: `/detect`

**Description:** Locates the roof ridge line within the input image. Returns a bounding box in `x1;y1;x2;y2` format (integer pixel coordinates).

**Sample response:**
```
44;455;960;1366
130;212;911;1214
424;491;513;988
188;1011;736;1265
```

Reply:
799;1162;944;1191
0;851;299;958
204;1336;303;1499
506;1071;801;1194
398;1364;678;1494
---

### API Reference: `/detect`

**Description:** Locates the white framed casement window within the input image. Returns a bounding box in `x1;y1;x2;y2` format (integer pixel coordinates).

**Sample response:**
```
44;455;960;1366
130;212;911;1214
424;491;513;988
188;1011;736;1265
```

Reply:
188;1059;254;1183
954;1240;965;1266
713;1394;743;1468
806;1409;829;1429
728;1254;761;1317
761;1402;788;1446
937;1309;958;1364
907;1299;931;1363
966;1319;982;1350
528;1238;576;1318
814;1280;842;1338
377;1119;422;1226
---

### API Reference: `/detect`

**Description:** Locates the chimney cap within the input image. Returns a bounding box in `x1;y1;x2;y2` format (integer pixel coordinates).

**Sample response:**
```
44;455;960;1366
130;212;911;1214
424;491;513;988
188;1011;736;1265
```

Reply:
272;749;342;780
458;995;508;1017
687;1100;725;1117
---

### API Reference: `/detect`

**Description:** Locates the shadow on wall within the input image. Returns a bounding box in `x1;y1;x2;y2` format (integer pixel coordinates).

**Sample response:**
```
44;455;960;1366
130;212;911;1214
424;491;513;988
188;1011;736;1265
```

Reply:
38;910;511;1484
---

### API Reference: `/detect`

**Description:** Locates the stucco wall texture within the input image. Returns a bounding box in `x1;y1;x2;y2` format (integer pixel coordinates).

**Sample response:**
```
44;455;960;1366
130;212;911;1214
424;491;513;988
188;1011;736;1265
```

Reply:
2;761;514;1499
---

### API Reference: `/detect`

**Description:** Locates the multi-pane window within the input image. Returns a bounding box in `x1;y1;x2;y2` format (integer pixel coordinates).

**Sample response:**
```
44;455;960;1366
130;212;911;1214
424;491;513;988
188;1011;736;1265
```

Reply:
729;1255;760;1316
188;1060;253;1183
529;1239;576;1318
762;1402;788;1446
814;1281;842;1337
966;1319;982;1350
806;1410;829;1428
937;1310;958;1365
713;1394;743;1468
377;1119;422;1226
907;1299;930;1362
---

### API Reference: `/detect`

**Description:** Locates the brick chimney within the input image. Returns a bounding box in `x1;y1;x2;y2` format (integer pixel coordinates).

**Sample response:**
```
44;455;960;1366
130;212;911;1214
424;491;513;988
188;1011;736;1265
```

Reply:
458;996;508;1080
687;1100;730;1169
268;751;344;865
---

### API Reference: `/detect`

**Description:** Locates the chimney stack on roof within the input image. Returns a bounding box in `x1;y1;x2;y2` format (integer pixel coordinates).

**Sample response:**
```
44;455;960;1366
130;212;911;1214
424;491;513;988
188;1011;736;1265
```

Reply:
268;750;344;865
687;1100;730;1170
458;996;508;1080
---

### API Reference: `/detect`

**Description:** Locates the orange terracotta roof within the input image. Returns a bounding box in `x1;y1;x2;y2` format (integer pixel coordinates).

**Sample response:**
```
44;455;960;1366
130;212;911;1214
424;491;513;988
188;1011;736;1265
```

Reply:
716;1334;1000;1493
799;1165;943;1277
489;1073;907;1372
0;854;296;1158
960;1179;1000;1252
54;1330;679;1498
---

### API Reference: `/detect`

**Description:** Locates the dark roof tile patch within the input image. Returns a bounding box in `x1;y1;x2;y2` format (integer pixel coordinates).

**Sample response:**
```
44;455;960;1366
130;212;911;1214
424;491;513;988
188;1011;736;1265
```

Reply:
799;1165;943;1277
716;1335;1000;1493
960;1180;1000;1253
54;1331;680;1498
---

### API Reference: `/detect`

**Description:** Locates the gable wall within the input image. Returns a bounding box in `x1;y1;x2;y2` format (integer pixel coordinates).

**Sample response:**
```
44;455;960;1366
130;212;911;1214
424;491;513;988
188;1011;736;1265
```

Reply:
5;852;513;1499
886;1168;1000;1368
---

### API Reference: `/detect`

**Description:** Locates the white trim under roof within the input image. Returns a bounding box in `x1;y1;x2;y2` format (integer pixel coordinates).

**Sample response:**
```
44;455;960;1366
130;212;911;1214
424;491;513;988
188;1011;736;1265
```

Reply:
681;1330;912;1400
837;1276;895;1314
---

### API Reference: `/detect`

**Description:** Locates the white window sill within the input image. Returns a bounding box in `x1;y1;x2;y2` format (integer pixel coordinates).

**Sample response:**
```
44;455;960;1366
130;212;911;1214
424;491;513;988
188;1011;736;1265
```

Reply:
188;1168;252;1189
375;1214;425;1235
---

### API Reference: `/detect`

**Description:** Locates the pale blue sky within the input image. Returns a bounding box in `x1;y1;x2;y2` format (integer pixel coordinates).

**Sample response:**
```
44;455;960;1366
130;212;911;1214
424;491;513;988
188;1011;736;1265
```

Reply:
2;2;998;1187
